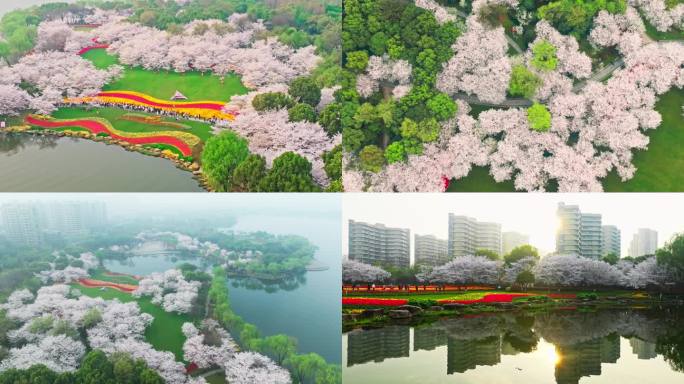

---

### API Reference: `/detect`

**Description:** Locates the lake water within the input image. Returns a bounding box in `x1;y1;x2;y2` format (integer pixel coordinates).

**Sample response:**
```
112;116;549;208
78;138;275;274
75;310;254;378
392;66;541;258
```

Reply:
343;308;684;384
0;133;203;192
227;214;342;364
0;0;74;17
100;215;342;364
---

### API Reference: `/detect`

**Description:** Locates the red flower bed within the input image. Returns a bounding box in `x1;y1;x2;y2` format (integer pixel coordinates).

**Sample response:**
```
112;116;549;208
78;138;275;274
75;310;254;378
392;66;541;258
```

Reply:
99;91;226;111
185;362;199;374
438;293;531;305
342;298;408;306
78;278;137;293
77;44;110;55
25;116;194;156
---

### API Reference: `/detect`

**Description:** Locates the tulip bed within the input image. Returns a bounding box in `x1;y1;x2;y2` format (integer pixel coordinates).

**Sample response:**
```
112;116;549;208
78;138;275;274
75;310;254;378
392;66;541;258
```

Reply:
77;278;138;293
343;292;577;307
26;114;200;157
65;90;237;121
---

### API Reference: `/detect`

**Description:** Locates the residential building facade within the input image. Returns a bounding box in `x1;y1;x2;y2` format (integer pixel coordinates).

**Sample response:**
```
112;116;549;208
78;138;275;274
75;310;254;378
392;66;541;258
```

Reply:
348;220;410;268
628;228;658;257
415;234;449;267
601;225;621;257
448;214;502;258
556;203;603;259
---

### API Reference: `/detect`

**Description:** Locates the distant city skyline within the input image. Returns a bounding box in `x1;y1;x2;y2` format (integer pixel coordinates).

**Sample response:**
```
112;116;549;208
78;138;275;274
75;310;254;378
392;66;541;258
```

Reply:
342;194;684;264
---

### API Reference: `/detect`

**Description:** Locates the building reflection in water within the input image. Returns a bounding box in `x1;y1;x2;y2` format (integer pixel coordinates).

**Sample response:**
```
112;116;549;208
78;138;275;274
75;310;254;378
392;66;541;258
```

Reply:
346;309;678;384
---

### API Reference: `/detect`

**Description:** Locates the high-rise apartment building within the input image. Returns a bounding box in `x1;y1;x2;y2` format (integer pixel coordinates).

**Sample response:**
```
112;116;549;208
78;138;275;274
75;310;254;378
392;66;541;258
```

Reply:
556;203;602;259
348;220;410;268
1;201;107;245
414;234;448;267
0;202;43;246
448;214;502;257
601;225;621;257
628;228;658;257
502;231;530;255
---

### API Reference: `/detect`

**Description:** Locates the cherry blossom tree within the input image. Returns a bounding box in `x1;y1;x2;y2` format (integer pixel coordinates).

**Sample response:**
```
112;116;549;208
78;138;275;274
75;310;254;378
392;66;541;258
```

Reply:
415;0;457;24
36;20;74;52
0;335;86;373
0;85;31;116
590;7;646;56
437;16;511;103
630;0;684;32
356;55;412;99
528;21;592;80
627;257;674;288
422;255;501;285
182;321;236;369
342;260;391;283
223;352;291;384
502;256;538;285
134;269;200;314
534;255;626;287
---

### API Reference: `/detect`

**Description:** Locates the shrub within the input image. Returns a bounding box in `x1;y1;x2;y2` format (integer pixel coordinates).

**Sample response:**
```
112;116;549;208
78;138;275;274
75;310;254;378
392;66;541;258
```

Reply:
577;292;599;300
252;92;295;111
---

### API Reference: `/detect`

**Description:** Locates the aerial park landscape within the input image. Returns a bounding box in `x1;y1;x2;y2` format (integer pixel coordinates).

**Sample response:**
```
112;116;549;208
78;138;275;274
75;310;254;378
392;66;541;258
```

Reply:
341;0;684;192
0;0;343;192
0;195;342;383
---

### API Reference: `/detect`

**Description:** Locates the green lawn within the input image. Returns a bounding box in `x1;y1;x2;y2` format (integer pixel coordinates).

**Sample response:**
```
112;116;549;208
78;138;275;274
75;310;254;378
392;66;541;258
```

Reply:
90;269;140;285
603;88;684;191
204;372;227;384
75;285;193;362
82;49;249;102
643;18;684;41
448;166;517;192
51;107;214;141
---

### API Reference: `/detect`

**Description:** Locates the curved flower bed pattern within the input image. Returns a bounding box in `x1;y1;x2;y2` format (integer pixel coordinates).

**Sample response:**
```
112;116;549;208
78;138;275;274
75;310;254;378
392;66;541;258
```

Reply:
342;298;408;306
78;44;110;55
343;293;578;307
25;115;199;157
65;91;236;121
78;278;137;293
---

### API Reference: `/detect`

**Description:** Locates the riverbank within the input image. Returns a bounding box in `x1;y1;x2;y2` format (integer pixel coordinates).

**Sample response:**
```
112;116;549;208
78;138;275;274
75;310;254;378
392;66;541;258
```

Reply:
2;126;213;191
343;293;684;331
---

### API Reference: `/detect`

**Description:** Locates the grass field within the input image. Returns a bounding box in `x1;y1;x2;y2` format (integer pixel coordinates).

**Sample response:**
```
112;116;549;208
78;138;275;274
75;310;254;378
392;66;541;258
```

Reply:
448;166;517;192
75;285;193;362
51;107;213;141
205;372;227;384
82;49;249;102
90;269;140;285
603;88;684;191
643;18;684;41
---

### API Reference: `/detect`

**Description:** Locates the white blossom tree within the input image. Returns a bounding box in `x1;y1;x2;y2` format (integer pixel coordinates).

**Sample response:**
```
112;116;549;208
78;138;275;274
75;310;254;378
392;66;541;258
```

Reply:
422;256;501;285
342;260;391;283
223;352;291;384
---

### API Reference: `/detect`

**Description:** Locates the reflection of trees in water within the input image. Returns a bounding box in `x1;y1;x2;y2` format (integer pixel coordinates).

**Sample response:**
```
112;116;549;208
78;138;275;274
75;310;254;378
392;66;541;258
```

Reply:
229;273;307;293
346;308;684;381
0;133;59;155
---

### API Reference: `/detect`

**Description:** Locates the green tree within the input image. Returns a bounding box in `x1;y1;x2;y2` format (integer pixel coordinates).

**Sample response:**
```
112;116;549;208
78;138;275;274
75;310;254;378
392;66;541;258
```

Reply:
285;353;329;384
288;77;322;106
426;93;457;121
345;50;369;72
319;103;342;135
602;252;619;265
359;145;385;173
259;334;297;365
252;92;295;111
322;145;342;181
527;103;552;132
82;308;102;329
259;152;320;192
475;248;500;260
384;141;406;164
656;233;684;281
231;154;267;192
288;103;317;122
505;244;540;264
400;118;440;143
515;270;535;289
509;64;542;98
531;40;558;71
76;350;114;384
201;131;250;191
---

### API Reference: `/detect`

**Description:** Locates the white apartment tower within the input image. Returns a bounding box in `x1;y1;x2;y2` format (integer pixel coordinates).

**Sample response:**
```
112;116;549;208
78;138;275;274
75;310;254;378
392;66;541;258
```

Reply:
348;220;411;268
0;203;43;246
502;231;530;255
448;214;502;258
601;225;621;257
556;203;603;259
415;234;449;267
628;228;658;257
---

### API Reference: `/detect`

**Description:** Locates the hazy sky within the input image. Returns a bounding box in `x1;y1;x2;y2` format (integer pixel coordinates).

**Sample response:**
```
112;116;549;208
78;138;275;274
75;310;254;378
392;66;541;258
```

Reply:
343;193;684;262
0;0;74;17
0;193;341;220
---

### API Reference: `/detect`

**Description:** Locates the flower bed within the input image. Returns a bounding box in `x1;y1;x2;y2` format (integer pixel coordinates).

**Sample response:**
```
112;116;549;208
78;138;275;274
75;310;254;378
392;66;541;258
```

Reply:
119;113;191;130
25;115;199;156
438;293;531;304
342;298;408;307
78;278;138;293
65;90;236;121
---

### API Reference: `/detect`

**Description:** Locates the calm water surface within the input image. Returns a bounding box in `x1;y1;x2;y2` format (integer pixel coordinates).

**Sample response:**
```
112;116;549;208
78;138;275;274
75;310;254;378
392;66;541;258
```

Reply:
0;134;203;192
101;215;342;364
343;308;684;384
